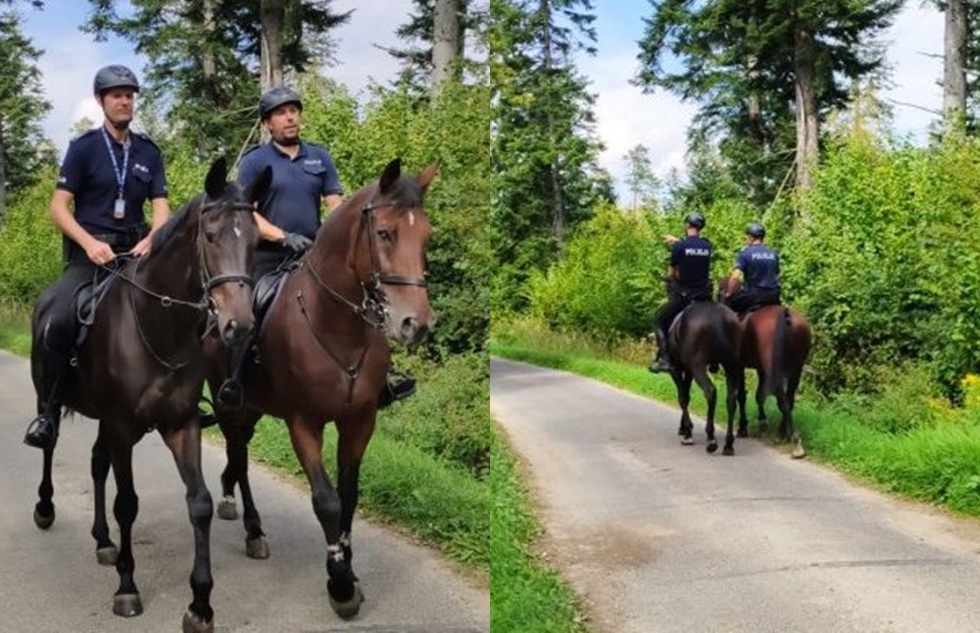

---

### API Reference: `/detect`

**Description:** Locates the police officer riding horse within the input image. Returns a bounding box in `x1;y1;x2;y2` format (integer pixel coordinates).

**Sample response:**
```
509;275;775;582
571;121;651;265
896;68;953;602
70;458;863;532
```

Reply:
722;222;781;314
648;211;713;373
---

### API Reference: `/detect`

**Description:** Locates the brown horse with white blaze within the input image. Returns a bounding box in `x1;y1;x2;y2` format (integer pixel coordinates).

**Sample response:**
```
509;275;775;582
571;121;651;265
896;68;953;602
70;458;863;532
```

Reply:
204;158;437;619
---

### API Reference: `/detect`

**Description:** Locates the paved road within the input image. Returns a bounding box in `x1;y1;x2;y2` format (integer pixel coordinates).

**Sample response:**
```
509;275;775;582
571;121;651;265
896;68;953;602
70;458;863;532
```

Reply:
0;350;488;633
491;358;980;633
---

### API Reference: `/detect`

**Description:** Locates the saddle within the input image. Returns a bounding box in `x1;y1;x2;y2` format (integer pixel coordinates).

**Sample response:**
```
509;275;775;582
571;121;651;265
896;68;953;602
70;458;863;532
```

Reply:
246;260;301;363
73;273;119;350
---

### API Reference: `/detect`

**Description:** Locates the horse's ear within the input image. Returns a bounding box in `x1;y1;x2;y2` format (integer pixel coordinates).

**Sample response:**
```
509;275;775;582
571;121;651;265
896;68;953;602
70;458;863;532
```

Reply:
417;161;439;196
379;158;401;195
244;165;273;204
205;157;228;200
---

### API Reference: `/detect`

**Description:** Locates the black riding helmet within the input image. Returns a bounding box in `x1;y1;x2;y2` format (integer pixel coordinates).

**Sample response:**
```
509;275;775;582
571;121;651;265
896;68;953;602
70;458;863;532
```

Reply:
93;65;140;95
259;86;303;119
684;211;706;230
746;222;766;239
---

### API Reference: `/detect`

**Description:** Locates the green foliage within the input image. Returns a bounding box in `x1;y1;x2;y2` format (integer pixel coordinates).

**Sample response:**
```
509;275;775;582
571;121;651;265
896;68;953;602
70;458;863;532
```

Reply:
380;352;491;478
301;76;490;355
784;131;980;398
0;166;60;302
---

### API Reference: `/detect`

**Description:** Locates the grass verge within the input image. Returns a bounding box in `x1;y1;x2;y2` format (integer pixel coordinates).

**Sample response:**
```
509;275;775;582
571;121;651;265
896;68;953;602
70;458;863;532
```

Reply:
491;430;588;632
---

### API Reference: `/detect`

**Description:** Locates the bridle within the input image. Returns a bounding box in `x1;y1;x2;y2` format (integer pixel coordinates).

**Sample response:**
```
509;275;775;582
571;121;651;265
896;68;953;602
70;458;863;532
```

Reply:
197;199;256;300
302;196;427;329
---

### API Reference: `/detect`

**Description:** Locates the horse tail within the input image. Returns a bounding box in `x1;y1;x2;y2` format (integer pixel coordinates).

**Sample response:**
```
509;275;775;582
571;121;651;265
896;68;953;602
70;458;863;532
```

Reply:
768;307;789;396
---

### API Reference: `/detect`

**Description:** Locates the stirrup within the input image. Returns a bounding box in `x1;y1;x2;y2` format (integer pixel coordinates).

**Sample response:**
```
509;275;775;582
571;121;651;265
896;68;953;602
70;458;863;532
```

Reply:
378;371;416;409
648;358;673;373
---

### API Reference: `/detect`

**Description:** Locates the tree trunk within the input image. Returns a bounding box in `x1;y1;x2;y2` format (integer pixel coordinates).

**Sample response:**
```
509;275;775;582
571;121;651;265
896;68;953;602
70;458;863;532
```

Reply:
746;50;765;203
539;0;565;251
260;0;284;91
432;0;461;97
793;22;818;190
202;0;217;80
944;0;967;136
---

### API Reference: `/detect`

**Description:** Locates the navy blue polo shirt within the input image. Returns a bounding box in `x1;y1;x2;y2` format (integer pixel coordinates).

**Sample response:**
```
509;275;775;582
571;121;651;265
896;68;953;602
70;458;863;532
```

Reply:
735;243;780;290
57;127;168;235
237;141;343;240
670;235;712;292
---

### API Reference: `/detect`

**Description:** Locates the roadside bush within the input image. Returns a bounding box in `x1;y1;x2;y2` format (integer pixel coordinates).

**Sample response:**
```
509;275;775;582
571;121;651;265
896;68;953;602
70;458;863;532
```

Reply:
0;166;61;303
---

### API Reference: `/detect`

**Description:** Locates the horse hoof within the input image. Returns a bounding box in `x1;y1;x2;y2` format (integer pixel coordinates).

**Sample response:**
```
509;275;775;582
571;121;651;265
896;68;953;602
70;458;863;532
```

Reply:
33;507;55;530
113;593;143;617
182;608;214;633
328;581;364;619
217;496;238;521
96;546;119;566
706;441;718;454
792;445;806;459
736;428;749;438
681;437;694;446
723;445;734;456
246;536;270;559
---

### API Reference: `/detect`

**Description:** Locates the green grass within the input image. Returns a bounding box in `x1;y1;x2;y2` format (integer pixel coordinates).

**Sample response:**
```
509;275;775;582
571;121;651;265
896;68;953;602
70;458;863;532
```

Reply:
491;331;980;521
491;431;588;633
0;300;31;356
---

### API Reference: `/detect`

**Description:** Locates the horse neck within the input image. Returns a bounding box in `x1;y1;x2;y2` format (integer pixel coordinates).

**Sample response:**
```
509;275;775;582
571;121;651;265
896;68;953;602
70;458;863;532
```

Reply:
135;203;202;306
307;188;371;299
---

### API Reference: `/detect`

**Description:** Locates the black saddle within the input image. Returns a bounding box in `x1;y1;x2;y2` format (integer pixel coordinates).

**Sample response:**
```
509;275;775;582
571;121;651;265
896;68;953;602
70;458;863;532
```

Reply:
73;273;119;348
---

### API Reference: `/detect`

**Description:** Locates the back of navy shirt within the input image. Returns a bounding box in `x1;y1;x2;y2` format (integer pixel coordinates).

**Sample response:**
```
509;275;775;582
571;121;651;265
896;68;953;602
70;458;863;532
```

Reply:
735;243;780;290
670;235;712;292
57;127;168;234
236;141;343;240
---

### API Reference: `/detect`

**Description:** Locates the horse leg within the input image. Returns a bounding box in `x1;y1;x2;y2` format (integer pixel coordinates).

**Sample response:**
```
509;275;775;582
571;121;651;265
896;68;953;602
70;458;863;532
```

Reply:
162;422;215;633
33;445;56;529
691;367;718;453
736;372;749;438
217;412;268;559
673;370;694;444
786;363;806;458
723;368;740;456
106;439;142;618
287;416;363;619
91;425;118;565
755;370;769;434
336;410;377;582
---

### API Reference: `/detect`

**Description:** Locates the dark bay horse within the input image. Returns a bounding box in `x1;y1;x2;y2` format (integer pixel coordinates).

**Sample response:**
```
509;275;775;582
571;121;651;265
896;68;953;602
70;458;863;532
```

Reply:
667;300;743;455
31;158;267;632
718;279;812;458
201;158;437;619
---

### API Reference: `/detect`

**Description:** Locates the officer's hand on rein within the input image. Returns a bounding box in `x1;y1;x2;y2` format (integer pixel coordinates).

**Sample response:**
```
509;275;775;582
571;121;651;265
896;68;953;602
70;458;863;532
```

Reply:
281;232;313;254
86;239;116;266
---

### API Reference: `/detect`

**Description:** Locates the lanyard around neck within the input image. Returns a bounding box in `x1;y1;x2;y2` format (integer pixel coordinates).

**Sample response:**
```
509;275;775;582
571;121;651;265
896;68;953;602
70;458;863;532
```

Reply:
100;126;130;199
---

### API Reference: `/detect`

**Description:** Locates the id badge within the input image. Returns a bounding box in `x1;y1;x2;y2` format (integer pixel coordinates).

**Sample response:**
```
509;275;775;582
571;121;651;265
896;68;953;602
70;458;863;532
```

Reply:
114;198;125;220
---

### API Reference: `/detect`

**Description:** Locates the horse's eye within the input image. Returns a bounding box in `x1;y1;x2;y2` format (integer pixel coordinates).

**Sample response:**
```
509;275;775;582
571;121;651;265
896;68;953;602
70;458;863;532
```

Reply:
378;228;393;243
204;231;217;243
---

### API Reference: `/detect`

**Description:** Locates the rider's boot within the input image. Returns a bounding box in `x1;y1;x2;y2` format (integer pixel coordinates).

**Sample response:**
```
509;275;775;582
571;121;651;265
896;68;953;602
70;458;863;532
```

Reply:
24;346;68;450
648;328;673;373
378;366;417;409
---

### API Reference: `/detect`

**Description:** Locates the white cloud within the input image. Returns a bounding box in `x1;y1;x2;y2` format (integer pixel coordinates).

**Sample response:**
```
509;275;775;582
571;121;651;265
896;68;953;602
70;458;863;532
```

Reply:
880;4;944;140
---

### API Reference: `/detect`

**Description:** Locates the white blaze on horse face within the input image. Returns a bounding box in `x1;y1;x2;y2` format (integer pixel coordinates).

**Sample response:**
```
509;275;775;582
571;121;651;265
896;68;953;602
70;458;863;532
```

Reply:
409;211;415;227
233;215;242;239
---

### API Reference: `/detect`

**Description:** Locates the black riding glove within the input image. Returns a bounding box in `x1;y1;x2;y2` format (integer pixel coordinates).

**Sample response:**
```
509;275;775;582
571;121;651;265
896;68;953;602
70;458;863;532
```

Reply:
280;232;313;254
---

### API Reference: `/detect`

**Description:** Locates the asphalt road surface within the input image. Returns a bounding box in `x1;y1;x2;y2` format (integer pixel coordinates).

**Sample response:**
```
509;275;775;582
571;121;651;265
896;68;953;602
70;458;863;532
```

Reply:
0;350;488;633
490;357;980;633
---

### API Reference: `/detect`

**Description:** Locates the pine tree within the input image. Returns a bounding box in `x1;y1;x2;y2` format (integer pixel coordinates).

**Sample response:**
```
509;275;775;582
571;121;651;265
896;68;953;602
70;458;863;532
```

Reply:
491;0;611;310
84;0;350;155
0;10;52;224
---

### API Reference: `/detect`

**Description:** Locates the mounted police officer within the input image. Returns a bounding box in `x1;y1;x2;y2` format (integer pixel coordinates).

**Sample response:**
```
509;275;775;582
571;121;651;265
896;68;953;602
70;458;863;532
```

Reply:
648;211;713;373
24;65;170;449
723;222;781;314
218;86;415;407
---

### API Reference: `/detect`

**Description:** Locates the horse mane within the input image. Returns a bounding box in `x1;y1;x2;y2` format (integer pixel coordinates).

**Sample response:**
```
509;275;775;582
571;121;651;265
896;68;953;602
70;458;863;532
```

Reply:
150;193;204;255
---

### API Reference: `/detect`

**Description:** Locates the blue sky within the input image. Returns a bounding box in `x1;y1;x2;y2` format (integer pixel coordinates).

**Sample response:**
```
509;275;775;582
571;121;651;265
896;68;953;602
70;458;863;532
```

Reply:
19;0;413;156
577;2;944;199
